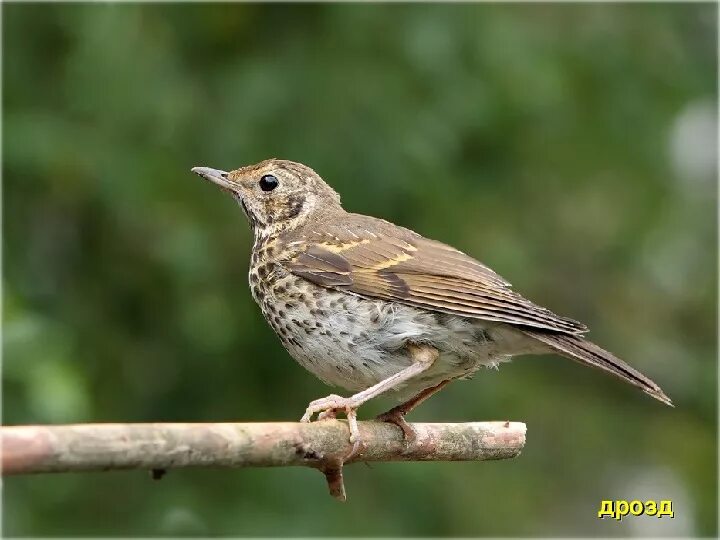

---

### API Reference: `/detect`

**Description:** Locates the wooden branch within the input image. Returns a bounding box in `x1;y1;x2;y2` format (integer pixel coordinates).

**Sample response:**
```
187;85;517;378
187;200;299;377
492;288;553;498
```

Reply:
1;420;526;501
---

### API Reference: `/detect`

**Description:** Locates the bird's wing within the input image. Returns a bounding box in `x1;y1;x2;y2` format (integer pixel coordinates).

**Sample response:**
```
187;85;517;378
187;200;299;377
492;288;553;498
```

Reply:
284;222;587;335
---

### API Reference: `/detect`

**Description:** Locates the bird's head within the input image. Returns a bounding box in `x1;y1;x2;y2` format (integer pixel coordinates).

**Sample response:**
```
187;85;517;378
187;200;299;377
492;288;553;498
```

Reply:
192;159;342;233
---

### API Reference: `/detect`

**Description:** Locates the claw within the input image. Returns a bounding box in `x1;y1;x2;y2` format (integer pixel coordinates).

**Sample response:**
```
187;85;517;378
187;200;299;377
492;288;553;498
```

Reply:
377;408;418;444
343;408;365;461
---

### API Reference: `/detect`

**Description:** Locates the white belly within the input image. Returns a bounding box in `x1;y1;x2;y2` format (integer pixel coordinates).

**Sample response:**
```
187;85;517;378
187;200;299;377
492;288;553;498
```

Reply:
259;281;536;401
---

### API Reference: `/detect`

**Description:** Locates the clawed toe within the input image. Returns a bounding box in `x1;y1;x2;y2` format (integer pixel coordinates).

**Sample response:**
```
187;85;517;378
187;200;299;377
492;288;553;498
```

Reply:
300;394;347;423
300;395;364;459
345;437;365;462
377;409;418;444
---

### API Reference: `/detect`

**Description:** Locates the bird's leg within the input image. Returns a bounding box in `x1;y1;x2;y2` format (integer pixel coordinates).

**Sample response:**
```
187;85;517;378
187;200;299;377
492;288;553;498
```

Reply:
376;379;453;443
300;343;439;458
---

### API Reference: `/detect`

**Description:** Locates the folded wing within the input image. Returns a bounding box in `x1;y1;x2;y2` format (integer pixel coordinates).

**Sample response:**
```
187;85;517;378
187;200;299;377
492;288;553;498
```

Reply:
286;218;587;335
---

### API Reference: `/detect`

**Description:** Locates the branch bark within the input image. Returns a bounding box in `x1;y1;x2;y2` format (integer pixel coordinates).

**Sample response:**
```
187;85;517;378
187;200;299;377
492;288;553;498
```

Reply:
2;420;526;501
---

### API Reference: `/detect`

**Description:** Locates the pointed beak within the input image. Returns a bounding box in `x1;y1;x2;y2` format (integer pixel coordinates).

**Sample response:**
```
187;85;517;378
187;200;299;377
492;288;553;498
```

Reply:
191;166;237;192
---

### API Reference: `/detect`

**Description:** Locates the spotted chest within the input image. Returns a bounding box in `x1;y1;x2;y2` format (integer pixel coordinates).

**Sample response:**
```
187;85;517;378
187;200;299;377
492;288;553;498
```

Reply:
250;242;387;384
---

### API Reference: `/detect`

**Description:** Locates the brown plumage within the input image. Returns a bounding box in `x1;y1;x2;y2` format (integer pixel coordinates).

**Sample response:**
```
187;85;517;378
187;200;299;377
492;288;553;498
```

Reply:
192;158;672;459
522;330;671;405
287;218;587;334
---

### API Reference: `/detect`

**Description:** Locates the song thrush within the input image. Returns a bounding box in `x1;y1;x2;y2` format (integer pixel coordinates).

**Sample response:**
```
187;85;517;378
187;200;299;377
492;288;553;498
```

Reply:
192;159;671;456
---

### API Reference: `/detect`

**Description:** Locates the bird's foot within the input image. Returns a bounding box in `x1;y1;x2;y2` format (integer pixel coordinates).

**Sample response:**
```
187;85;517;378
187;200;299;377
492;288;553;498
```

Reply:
376;407;418;444
301;394;365;460
300;394;351;422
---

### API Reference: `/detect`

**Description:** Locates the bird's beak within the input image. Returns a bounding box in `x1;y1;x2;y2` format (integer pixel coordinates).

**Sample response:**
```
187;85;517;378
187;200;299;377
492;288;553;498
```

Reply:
191;166;237;193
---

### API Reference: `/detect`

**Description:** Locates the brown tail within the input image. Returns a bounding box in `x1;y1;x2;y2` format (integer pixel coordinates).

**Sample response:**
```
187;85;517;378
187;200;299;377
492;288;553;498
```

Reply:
523;330;673;407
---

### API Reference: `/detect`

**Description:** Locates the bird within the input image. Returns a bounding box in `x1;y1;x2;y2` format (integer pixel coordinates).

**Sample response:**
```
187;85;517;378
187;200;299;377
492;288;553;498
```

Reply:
191;159;672;456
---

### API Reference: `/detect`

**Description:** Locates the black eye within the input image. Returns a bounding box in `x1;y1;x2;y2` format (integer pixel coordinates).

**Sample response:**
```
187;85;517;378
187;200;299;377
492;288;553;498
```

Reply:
259;174;279;192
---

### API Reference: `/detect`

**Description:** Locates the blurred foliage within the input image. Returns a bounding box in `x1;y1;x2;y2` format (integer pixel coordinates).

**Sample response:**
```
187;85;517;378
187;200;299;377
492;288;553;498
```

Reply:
2;3;717;537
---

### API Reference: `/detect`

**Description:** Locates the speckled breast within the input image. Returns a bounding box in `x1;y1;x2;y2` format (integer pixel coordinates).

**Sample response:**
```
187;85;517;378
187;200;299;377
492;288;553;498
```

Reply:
249;236;315;349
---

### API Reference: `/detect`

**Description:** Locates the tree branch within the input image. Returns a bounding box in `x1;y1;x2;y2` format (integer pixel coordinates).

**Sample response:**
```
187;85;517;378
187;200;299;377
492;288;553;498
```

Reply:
2;420;526;501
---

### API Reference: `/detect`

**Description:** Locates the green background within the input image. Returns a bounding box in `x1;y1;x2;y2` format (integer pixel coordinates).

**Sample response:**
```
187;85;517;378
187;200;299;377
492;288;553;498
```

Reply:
3;3;717;537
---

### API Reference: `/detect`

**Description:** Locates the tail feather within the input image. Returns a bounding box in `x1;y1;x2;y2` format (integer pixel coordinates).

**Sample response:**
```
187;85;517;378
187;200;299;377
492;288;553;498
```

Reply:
523;330;673;407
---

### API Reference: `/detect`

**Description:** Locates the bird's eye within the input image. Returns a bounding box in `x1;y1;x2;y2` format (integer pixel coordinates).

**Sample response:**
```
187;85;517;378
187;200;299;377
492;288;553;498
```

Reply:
259;174;279;192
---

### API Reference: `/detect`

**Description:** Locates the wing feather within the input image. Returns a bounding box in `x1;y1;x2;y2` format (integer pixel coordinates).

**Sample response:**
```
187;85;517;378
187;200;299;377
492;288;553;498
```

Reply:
284;218;587;334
